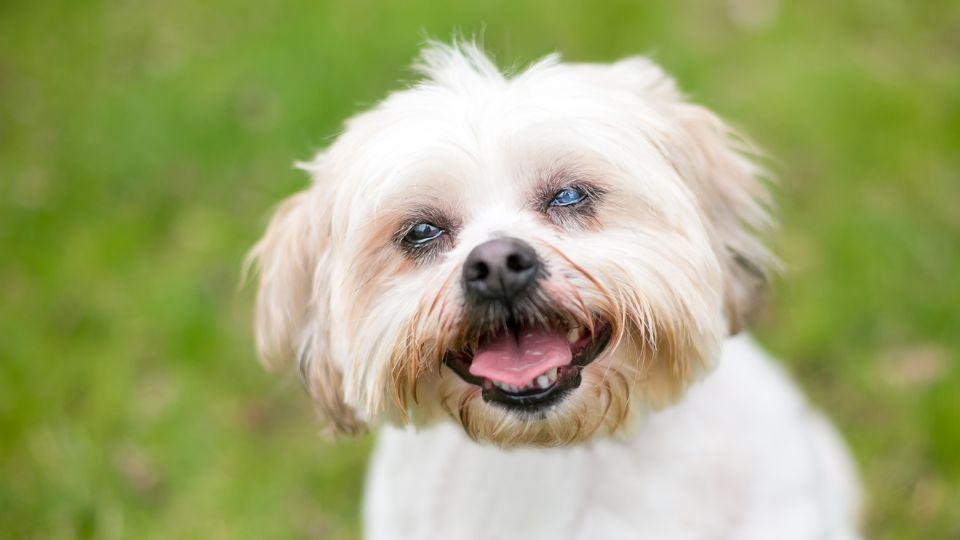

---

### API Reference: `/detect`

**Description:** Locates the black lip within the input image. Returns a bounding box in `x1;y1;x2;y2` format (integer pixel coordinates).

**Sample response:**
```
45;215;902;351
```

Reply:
480;365;581;410
443;322;614;412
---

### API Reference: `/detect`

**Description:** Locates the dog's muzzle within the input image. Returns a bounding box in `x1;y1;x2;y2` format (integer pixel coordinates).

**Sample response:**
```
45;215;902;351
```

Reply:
443;237;613;412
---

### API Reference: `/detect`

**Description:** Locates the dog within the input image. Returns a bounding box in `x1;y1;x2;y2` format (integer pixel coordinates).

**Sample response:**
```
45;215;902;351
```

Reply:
249;42;862;539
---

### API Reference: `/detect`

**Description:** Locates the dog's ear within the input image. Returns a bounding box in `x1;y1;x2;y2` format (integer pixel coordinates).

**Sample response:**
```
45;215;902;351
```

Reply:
614;58;777;334
249;180;366;436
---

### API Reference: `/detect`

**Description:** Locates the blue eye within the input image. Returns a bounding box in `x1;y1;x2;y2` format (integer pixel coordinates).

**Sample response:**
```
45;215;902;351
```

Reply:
403;222;443;245
550;187;587;207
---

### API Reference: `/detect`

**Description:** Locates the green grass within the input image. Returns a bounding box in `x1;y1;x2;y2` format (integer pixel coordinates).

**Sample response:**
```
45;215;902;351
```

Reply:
1;0;958;538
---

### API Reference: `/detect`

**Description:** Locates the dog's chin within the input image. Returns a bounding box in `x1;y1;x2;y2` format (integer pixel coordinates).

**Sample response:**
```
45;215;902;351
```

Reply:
443;316;614;414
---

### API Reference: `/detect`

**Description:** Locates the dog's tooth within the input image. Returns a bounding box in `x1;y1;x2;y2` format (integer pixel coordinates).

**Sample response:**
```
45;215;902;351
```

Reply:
567;327;581;343
547;368;558;382
537;375;550;389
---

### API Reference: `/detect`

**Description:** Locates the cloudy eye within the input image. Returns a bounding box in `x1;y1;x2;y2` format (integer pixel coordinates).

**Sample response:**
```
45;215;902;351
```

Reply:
550;187;587;207
403;222;444;245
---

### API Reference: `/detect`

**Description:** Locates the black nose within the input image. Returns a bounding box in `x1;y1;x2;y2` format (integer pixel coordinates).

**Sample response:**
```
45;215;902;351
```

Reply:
463;238;541;301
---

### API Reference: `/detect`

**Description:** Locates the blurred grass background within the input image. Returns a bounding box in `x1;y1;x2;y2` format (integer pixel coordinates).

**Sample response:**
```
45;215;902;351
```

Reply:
1;0;958;538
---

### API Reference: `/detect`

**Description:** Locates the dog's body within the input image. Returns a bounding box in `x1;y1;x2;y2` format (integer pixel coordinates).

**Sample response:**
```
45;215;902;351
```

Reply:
250;42;862;539
366;335;860;539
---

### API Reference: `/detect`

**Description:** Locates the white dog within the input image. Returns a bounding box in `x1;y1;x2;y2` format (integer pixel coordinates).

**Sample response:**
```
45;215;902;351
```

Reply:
250;42;862;539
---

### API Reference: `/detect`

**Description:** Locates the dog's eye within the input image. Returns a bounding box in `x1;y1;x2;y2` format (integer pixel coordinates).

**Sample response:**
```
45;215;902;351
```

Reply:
550;187;586;207
403;223;444;245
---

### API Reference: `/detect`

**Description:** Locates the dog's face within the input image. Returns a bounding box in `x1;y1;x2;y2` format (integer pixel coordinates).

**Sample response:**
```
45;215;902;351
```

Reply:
251;44;774;447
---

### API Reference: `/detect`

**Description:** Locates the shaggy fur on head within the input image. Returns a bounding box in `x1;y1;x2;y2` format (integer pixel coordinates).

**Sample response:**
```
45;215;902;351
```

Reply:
249;42;775;447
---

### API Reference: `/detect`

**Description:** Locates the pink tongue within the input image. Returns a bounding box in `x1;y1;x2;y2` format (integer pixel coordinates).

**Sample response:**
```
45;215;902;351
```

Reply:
468;326;572;386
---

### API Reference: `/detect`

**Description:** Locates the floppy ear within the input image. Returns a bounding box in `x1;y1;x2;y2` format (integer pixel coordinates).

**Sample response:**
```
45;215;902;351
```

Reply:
615;58;777;334
669;103;777;334
249;183;366;436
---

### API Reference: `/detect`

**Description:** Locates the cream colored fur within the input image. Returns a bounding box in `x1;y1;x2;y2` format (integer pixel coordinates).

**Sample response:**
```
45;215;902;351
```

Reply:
249;42;861;538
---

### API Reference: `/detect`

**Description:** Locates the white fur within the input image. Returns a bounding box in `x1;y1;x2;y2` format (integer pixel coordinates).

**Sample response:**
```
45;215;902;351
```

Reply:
249;42;862;539
365;336;861;539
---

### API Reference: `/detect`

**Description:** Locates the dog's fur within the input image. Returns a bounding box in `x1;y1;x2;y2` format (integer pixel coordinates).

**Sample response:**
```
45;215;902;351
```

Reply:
249;42;862;539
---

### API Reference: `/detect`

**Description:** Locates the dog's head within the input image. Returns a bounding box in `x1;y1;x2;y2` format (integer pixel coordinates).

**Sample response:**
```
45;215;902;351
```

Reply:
249;43;775;446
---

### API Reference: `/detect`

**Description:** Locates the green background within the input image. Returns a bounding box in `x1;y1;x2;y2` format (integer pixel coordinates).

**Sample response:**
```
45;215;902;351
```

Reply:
2;0;958;538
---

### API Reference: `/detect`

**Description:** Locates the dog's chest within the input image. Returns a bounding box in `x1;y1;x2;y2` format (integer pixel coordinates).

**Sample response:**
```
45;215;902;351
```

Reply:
363;421;755;539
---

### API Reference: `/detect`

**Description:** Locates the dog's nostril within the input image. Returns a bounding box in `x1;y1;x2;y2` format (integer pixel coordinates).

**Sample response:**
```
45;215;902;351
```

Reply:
505;254;528;272
470;261;490;281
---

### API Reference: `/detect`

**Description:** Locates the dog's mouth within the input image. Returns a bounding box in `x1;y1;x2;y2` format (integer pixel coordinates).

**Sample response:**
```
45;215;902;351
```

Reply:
444;317;613;411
